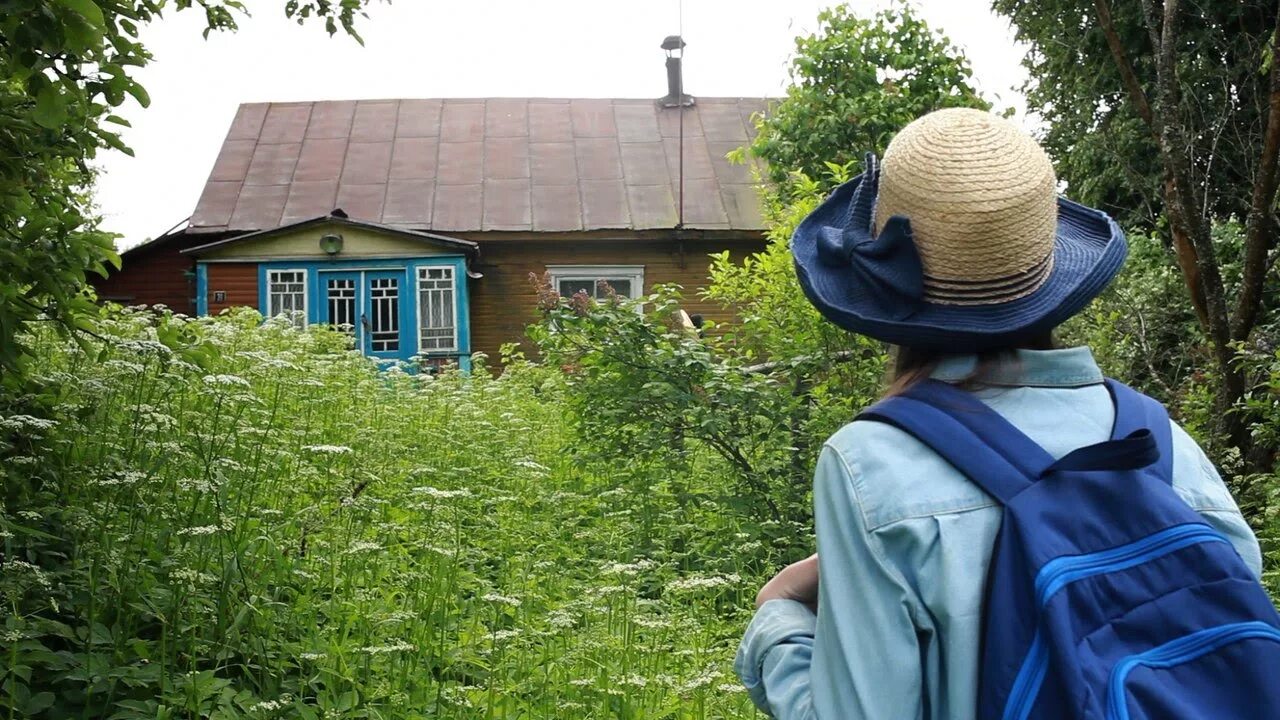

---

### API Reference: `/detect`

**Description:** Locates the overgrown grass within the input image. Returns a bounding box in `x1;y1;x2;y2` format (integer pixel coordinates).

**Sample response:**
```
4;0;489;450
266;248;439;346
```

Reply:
2;307;783;719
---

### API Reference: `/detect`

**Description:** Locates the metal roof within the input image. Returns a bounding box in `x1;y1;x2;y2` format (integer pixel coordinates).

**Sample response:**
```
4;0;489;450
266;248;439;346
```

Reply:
188;98;771;235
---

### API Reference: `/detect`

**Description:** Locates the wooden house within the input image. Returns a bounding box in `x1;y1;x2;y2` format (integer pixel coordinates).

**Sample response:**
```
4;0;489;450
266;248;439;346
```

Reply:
93;96;770;369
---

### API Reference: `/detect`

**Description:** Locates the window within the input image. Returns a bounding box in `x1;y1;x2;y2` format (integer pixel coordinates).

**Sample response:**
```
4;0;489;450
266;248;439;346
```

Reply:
369;277;400;352
546;265;644;302
417;266;456;353
267;269;308;328
326;278;356;332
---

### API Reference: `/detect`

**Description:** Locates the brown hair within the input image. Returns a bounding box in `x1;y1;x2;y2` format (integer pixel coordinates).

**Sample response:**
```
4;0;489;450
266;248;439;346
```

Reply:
884;333;1056;397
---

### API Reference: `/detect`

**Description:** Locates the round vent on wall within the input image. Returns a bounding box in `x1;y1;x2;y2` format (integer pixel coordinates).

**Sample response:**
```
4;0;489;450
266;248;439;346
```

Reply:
319;233;344;255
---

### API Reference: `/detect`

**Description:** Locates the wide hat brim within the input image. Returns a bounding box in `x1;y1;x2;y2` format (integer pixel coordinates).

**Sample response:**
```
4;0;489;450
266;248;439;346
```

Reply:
792;172;1128;352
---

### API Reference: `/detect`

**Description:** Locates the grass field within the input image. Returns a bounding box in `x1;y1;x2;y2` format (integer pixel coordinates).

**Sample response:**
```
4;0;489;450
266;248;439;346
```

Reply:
2;308;782;719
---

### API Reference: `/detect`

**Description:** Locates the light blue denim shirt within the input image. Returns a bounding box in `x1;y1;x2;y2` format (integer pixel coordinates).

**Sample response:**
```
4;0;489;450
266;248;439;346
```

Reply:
734;347;1262;720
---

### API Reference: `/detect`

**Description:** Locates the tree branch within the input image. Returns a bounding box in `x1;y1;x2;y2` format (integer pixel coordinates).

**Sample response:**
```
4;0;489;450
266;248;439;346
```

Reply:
1095;0;1158;134
1231;9;1280;341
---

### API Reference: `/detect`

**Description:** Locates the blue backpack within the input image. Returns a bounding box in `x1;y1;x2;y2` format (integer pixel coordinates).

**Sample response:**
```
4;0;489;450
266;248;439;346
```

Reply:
860;378;1280;720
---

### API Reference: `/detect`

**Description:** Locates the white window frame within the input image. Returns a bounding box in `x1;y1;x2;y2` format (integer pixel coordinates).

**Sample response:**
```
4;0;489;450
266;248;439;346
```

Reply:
545;265;645;306
415;265;458;354
266;268;309;328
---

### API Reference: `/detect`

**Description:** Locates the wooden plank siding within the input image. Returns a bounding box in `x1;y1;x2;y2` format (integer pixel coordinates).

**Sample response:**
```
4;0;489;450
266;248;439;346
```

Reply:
205;263;259;316
468;237;766;363
92;242;198;314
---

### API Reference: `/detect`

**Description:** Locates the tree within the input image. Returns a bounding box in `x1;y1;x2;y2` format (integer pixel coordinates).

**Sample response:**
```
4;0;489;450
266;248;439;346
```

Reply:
993;0;1280;466
749;1;990;192
0;1;380;384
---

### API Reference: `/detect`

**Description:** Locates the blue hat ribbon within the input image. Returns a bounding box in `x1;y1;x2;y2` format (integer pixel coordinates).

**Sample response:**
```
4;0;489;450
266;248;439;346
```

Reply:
816;153;924;320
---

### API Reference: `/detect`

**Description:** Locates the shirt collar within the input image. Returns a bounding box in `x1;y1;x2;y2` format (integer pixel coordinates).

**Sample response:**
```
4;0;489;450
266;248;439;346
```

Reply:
929;346;1104;388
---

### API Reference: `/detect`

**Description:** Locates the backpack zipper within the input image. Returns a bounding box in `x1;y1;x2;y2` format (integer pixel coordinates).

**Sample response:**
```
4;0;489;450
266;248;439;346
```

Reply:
1105;621;1280;720
1001;523;1229;720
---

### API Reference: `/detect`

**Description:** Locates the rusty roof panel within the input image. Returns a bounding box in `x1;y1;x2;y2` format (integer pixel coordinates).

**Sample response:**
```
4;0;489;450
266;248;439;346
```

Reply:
209;139;255;182
432;183;483;230
697;102;748;142
627;184;678;229
484;136;530;180
440;101;485;142
614;103;661;143
396;99;442;138
191;181;242;228
580;179;630;228
258;103;311;144
227;103;269;141
230;184;288;229
620;142;669;186
294;138;347;183
335;183;386;222
664;137;714;181
281;180;339;224
678;178;729;227
482;179;531;230
570;99;616;138
530;142;577;185
575;137;622;181
722;184;764;230
351;101;399;142
485;99;528;138
707;141;755;185
340;141;393;185
383;179;435;225
306;101;356;139
244;142;300;186
528;101;574;142
437;141;483;185
390;137;438;180
532;184;583;232
657;106;702;138
190;98;769;234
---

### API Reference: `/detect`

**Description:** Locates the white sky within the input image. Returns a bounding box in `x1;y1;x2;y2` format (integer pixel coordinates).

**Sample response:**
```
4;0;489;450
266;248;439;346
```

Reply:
95;0;1029;249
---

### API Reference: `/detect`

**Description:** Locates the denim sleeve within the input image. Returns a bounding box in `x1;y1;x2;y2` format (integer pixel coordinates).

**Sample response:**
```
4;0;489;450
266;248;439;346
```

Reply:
734;445;923;719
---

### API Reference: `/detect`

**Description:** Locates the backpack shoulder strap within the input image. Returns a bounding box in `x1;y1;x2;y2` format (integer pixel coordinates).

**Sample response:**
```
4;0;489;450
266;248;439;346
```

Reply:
1105;378;1174;484
858;380;1056;505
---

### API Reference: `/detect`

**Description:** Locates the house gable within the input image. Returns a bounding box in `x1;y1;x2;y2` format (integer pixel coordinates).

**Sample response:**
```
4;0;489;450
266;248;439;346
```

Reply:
185;216;476;262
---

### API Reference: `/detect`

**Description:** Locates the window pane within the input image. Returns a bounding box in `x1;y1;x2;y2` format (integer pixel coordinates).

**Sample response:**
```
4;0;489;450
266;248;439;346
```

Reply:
558;279;593;297
268;270;307;328
418;267;456;352
599;279;632;298
369;277;399;352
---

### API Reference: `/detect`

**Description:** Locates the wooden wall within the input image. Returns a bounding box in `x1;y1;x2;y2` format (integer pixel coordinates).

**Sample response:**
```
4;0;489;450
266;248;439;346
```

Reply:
91;239;199;314
204;263;259;316
468;237;766;363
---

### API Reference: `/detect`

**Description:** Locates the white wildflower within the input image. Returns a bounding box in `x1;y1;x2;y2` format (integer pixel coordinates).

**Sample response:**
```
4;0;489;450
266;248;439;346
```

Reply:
357;641;413;654
202;374;250;388
0;415;58;433
481;592;522;607
411;486;472;499
302;444;352;454
665;573;742;593
344;541;382;555
177;525;219;537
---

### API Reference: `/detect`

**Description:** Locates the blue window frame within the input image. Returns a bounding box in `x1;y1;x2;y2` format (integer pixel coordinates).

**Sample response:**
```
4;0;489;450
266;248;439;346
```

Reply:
195;256;471;370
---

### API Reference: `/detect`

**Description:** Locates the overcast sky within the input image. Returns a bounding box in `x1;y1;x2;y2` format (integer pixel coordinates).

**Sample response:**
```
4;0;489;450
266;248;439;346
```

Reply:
95;0;1030;249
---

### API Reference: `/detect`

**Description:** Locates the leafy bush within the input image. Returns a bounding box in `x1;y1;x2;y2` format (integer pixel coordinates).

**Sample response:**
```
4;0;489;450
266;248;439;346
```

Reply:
2;306;776;719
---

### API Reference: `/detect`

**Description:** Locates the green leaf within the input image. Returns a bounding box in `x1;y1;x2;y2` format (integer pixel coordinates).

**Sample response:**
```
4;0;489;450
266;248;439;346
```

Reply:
33;86;68;129
24;692;55;715
56;0;106;29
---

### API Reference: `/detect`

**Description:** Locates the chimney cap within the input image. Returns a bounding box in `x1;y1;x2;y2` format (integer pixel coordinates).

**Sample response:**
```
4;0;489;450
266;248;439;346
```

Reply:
661;35;686;52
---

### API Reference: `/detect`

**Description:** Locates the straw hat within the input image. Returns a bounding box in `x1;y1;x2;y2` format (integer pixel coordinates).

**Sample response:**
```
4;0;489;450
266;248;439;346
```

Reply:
791;108;1127;351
